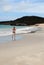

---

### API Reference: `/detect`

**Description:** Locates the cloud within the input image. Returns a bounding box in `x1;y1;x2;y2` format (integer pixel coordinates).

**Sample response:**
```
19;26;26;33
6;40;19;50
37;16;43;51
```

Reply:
0;0;44;21
0;0;44;13
0;0;12;12
3;5;12;11
10;1;44;13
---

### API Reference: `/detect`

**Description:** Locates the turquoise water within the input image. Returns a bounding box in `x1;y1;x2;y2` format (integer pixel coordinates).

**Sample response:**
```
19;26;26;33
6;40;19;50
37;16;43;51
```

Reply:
0;25;27;29
0;25;39;43
0;25;27;43
0;25;27;36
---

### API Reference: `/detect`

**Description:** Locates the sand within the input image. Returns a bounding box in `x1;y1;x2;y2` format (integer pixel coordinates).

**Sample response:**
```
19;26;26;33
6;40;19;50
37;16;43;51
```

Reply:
0;26;44;65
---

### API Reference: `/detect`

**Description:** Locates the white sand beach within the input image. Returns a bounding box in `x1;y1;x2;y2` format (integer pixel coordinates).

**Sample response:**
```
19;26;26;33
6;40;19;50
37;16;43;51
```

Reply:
0;25;44;65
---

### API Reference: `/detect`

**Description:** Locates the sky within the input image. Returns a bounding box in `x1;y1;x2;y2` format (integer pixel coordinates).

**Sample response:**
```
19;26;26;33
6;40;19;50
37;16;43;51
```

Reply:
0;0;44;21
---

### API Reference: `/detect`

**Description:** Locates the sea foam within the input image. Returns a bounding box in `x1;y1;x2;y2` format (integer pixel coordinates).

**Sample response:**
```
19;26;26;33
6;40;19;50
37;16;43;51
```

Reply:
0;26;39;36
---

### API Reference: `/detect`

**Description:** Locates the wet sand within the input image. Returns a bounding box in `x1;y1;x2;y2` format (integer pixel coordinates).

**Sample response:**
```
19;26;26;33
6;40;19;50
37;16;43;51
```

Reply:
0;26;44;65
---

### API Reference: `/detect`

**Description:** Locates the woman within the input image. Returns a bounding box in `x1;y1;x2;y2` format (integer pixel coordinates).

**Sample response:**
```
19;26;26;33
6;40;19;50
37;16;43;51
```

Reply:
12;27;16;40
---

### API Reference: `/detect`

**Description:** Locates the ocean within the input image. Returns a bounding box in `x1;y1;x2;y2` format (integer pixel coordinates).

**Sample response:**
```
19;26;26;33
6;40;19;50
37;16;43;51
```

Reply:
0;25;30;36
0;25;39;43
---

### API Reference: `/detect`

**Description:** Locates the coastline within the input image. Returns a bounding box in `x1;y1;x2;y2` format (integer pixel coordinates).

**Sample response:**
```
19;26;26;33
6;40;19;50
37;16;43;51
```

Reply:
0;27;44;65
0;25;39;43
0;34;23;43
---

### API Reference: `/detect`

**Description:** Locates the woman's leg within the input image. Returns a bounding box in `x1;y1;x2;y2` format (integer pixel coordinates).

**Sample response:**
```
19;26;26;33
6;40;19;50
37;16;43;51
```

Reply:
12;33;14;40
14;33;16;40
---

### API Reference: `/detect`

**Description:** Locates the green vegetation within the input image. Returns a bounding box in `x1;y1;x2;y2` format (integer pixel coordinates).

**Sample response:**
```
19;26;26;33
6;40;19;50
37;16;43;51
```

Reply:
0;16;44;26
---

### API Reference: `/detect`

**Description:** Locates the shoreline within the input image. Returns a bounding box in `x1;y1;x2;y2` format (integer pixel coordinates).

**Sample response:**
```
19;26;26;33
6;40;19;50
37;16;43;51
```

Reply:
0;26;40;43
0;34;23;43
0;25;44;65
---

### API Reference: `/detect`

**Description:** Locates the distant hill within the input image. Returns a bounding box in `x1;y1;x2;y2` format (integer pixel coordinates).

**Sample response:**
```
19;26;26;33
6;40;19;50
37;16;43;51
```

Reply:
0;16;44;26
